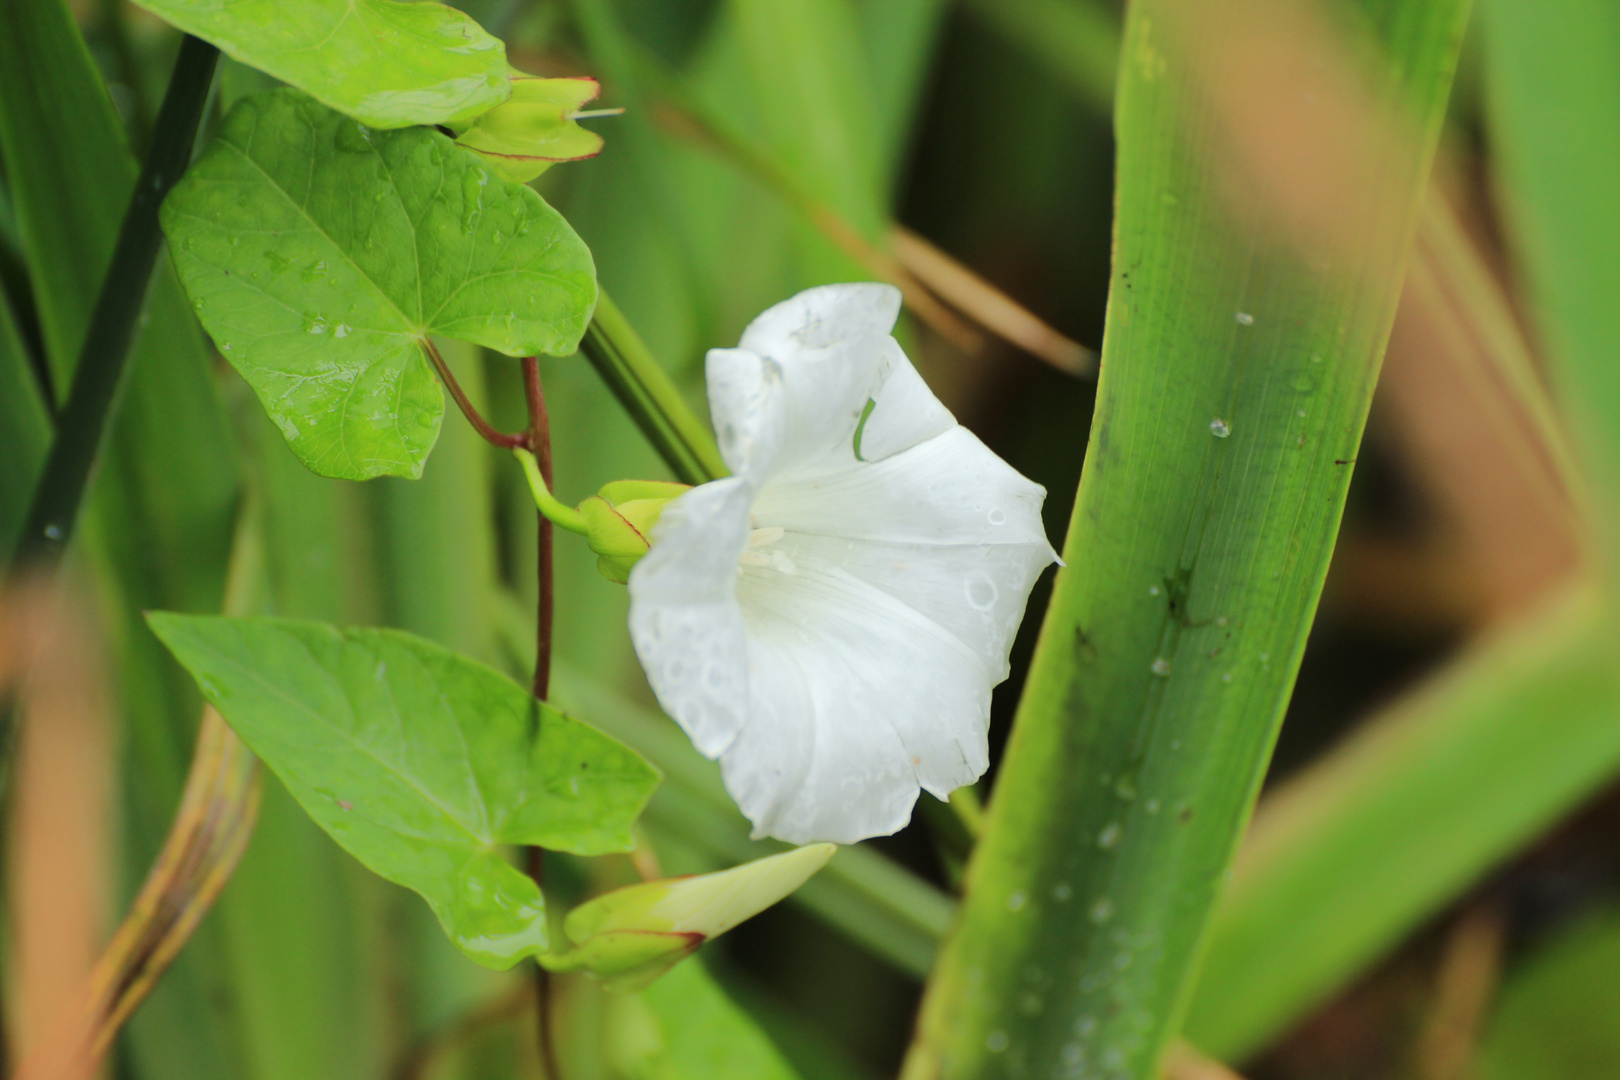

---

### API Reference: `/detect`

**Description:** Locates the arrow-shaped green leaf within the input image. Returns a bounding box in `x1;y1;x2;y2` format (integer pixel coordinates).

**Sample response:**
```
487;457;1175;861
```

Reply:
148;613;660;969
163;89;597;480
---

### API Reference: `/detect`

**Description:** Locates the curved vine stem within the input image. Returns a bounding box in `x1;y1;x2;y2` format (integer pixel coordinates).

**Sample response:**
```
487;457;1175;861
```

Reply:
520;354;563;1080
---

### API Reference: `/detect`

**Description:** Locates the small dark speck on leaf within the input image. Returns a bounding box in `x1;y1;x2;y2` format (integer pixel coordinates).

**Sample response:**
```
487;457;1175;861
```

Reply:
1334;458;1356;465
1178;806;1193;823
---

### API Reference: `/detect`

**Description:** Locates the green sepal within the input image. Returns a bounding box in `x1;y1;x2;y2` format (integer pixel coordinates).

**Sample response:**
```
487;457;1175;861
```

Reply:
540;846;834;988
578;480;689;583
455;74;607;183
540;929;702;993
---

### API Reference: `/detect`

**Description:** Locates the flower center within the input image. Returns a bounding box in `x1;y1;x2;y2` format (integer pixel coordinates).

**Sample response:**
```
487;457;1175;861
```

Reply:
739;525;796;574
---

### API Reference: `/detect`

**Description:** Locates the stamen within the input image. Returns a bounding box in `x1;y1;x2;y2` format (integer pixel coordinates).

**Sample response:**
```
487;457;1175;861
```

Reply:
748;526;786;548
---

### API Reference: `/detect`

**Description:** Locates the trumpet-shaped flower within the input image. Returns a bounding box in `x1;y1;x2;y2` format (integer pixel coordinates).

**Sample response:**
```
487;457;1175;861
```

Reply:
627;284;1058;845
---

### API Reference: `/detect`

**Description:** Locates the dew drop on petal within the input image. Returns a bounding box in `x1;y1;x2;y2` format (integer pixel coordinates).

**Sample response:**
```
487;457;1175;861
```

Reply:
966;573;998;611
1210;417;1232;438
987;507;1007;525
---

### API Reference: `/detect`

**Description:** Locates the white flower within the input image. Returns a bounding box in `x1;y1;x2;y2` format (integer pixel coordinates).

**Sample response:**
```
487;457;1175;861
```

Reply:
627;284;1058;845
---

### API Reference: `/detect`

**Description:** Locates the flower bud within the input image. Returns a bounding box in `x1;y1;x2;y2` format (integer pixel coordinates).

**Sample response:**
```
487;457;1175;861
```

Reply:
455;73;606;183
579;480;689;584
540;844;835;990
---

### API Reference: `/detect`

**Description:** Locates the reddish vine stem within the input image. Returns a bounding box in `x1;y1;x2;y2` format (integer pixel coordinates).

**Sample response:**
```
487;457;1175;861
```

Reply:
520;355;561;1080
423;338;527;450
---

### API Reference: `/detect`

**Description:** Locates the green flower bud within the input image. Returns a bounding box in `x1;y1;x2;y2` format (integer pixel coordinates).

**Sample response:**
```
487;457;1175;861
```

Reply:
540;844;835;991
579;480;689;584
455;72;611;183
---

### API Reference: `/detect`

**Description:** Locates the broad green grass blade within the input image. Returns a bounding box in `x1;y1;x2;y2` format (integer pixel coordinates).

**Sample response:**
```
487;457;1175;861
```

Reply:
727;0;882;283
0;0;133;389
1479;0;1620;555
1183;584;1620;1059
1475;905;1620;1080
0;289;50;561
904;3;1469;1078
130;0;509;128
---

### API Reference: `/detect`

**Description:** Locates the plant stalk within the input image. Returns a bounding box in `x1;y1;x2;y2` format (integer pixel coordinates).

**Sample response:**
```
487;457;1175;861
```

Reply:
521;355;562;1080
579;290;726;486
7;34;219;580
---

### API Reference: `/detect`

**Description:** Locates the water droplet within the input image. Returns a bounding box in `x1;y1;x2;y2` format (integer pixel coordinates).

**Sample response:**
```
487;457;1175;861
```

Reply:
1088;898;1114;924
1075;1015;1098;1037
1222;672;1233;683
987;507;1007;525
1145;799;1161;814
1236;311;1254;325
1150;657;1171;677
1053;882;1073;902
986;1031;1009;1054
194;299;204;309
306;316;329;335
1210;417;1231;438
1215;616;1229;627
1007;892;1027;912
1061;1042;1086;1067
43;524;63;541
1148;585;1160;596
1097;822;1123;849
1112;952;1133;971
966;573;998;611
333;323;351;339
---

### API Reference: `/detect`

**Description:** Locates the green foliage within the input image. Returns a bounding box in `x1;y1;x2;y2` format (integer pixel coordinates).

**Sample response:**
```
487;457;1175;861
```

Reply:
1184;585;1620;1058
609;961;804;1080
162;89;597;479
148;613;660;968
1480;0;1620;557
454;74;605;183
130;0;509;128
1476;906;1620;1080
904;1;1470;1077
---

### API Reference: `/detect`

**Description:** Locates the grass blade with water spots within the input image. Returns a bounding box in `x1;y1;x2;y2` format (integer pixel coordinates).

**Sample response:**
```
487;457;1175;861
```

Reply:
903;2;1469;1077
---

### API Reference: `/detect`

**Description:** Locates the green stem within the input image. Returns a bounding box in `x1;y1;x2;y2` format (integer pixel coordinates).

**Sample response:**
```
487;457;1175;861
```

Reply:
6;34;219;579
579;290;727;486
514;448;588;535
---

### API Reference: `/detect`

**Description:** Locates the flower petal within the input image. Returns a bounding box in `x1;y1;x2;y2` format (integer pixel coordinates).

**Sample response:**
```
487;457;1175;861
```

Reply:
754;426;1052;547
739;282;902;355
769;533;1053;681
627;479;754;758
721;558;994;845
705;348;786;484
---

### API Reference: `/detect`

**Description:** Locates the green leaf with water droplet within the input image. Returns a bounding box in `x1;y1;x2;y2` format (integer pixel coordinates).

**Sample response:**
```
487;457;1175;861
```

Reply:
162;89;597;480
131;0;509;128
146;612;660;969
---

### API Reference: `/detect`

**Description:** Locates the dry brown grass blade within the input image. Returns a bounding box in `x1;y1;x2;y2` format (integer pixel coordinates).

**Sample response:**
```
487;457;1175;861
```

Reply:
889;226;1096;377
647;95;986;356
1375;192;1588;623
11;707;260;1080
3;576;115;1080
1163;1040;1248;1080
1412;905;1506;1080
